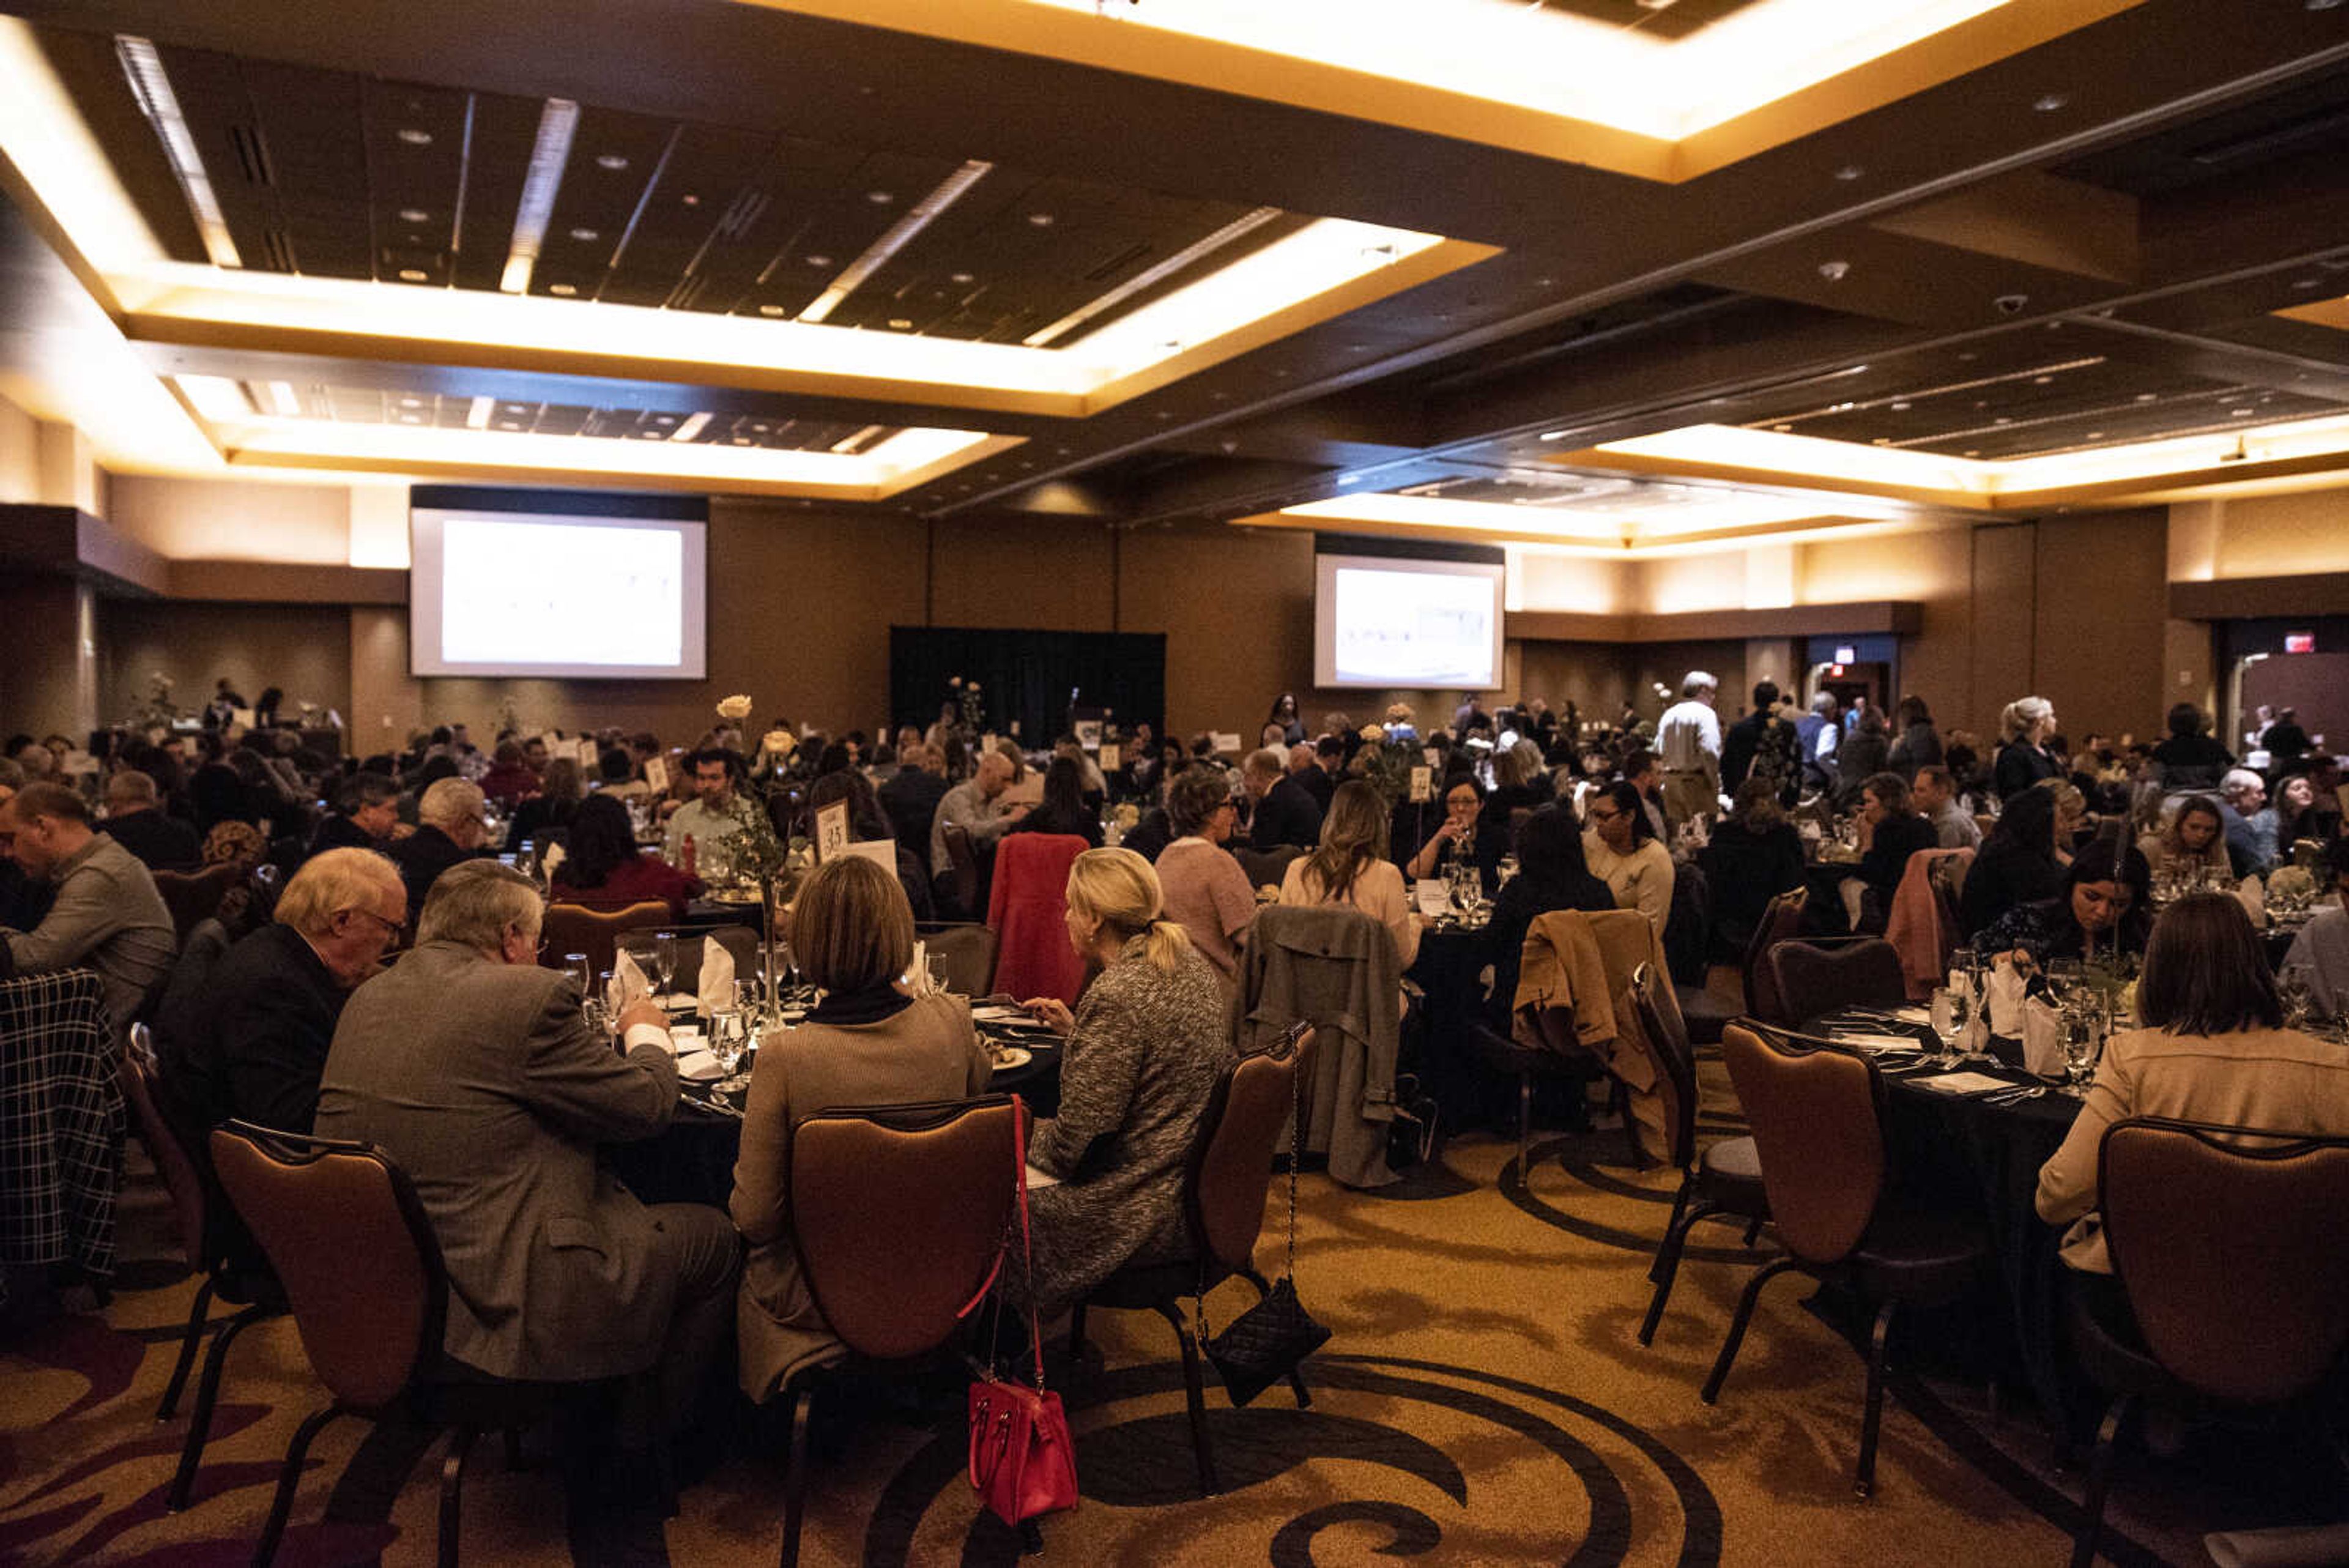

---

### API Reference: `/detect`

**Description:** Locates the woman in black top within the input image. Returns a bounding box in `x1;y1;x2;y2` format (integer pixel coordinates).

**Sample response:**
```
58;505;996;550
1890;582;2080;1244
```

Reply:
1961;785;2066;936
1700;778;1804;950
1835;707;1891;808
1488;803;1616;1025
1002;756;1105;847
1885;695;1943;779
2149;702;2233;793
1993;696;2063;800
1973;835;2151;968
1266;693;1306;748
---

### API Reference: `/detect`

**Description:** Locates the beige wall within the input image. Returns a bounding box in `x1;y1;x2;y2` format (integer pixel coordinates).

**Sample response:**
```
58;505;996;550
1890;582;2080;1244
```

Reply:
0;392;37;503
98;598;353;732
2195;491;2349;579
108;475;357;564
0;575;90;738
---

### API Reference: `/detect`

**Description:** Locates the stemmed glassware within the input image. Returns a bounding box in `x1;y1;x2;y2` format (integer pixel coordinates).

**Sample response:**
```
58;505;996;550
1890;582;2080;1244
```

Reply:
2057;998;2102;1098
1496;853;1520;890
1929;984;1970;1070
2280;964;2316;1031
564;951;593;1002
710;1005;748;1076
652;931;678;1001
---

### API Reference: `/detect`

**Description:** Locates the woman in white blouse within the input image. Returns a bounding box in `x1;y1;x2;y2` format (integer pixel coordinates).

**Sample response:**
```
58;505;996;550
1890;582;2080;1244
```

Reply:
1279;779;1419;973
1581;779;1675;932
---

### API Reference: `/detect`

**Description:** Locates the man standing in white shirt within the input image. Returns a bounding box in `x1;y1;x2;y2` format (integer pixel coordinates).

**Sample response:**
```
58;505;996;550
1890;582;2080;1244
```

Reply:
1654;672;1723;829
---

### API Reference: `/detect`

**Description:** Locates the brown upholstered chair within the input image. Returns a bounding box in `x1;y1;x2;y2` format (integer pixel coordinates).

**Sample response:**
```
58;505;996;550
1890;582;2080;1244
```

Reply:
777;1096;1021;1567
617;924;759;996
1632;983;1770;1347
152;863;243;946
540;899;672;977
2065;1118;2349;1568
1740;885;1809;1024
940;821;981;918
1465;1005;1605;1177
119;1024;286;1514
212;1122;606;1568
1069;1024;1315;1496
1701;1024;1988;1496
1764;938;1906;1027
915;921;1001;997
1233;844;1305;891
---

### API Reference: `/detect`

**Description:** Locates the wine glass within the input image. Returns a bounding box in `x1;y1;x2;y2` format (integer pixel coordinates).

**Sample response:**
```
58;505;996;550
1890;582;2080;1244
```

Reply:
1496;853;1520;889
2280;964;2315;1031
564;951;593;1001
652;931;678;1002
2058;1001;2099;1097
710;1007;746;1075
1929;984;1969;1069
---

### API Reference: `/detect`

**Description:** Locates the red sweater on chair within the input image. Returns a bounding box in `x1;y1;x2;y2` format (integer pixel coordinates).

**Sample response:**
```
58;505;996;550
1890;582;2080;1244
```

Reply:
987;833;1090;1005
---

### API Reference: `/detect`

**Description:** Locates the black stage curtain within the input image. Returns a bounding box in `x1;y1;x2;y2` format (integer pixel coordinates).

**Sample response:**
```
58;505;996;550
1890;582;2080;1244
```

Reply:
889;626;1165;746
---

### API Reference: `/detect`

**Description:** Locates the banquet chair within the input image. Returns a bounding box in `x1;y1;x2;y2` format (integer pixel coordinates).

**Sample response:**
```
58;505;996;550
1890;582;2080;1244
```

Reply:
1701;1024;1989;1496
774;1096;1020;1567
152;863;242;946
1233;844;1306;892
541;899;673;977
940;822;981;920
211;1121;619;1568
915;921;1000;997
1486;908;1672;1173
987;833;1090;1005
117;1026;286;1512
2064;1118;2349;1568
1069;1025;1315;1496
1633;980;1770;1347
617;924;759;996
1740;886;1809;1025
1765;938;1906;1027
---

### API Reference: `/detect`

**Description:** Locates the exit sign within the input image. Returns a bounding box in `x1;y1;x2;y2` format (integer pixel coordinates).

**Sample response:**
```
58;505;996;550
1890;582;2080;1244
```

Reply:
1833;644;1857;664
2285;633;2316;653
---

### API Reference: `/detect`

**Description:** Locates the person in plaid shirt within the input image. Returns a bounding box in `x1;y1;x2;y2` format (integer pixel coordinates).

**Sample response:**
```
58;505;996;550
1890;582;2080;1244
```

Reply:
0;782;175;1049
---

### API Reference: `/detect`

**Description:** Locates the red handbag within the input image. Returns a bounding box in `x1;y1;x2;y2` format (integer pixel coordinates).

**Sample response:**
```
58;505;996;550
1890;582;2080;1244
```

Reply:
967;1098;1078;1528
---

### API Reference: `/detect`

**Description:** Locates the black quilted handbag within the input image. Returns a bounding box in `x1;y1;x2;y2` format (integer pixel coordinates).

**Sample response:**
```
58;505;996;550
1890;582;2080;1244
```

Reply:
1199;1035;1330;1406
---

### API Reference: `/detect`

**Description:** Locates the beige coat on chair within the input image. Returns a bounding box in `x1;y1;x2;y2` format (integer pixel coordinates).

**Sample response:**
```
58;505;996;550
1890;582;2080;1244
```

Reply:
1512;908;1674;1157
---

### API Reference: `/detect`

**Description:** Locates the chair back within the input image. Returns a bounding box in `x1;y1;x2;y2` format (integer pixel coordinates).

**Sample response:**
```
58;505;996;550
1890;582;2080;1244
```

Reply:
1663;858;1711;986
1627;964;1699;1172
209;1122;444;1411
1720;1024;1885;1264
1766;938;1906;1024
986;833;1090;1005
916;922;1000;997
1742;885;1809;1022
789;1097;1019;1361
1233;845;1306;893
153;863;242;946
541;899;673;976
617;924;759;995
1187;1025;1312;1273
122;1024;207;1269
941;822;980;917
2100;1118;2349;1405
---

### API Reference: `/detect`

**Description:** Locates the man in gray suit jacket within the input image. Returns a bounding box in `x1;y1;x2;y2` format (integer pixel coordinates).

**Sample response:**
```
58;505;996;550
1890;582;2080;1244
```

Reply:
317;860;737;1444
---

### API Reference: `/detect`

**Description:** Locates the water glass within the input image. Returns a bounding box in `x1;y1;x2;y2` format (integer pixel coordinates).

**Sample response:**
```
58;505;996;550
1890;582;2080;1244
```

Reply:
2058;1002;2099;1096
1929;985;1969;1068
565;951;593;1001
653;931;679;998
710;1008;747;1074
2280;965;2315;1031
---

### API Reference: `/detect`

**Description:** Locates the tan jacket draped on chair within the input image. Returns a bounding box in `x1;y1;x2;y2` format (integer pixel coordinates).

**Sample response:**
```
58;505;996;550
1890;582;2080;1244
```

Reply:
1512;908;1672;1155
1232;903;1401;1189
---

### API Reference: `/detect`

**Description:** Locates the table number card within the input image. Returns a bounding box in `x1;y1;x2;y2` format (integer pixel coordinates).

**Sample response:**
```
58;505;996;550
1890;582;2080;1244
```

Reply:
839;838;897;874
1409;766;1433;803
576;737;599;770
1099;743;1121;772
814;799;851;862
1074;719;1102;750
644;756;669;793
1212;731;1242;755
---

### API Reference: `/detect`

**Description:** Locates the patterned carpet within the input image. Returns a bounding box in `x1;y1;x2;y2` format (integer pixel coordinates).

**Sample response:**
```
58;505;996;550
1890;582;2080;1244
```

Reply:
1;1020;2325;1567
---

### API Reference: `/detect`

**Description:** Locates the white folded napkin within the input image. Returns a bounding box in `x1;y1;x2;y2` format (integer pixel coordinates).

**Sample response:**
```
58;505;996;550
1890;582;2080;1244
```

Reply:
607;949;651;1013
908;938;934;997
2237;872;2268;929
1984;959;2030;1038
2020;998;2065;1077
697;936;735;1015
1414;880;1449;918
2205;1523;2349;1568
540;841;566;879
1909;1071;2016;1096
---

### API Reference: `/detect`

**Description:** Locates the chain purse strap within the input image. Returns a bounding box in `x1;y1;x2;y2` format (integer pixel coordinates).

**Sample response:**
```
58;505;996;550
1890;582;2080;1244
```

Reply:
1196;1028;1307;1342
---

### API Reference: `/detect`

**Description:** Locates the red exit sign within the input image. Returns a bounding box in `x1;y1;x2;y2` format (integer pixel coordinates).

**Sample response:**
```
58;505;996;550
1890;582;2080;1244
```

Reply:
2285;633;2316;653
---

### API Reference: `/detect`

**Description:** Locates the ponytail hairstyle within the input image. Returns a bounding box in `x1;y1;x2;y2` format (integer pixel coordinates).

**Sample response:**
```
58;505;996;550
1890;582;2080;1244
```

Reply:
1066;847;1191;974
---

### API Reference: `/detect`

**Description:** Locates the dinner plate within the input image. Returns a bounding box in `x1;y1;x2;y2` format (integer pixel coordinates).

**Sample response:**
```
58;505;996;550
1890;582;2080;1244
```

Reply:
990;1046;1033;1071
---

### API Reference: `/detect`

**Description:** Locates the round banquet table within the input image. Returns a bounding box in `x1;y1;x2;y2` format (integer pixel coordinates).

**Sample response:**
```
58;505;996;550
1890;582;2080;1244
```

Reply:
1803;1011;2085;1434
1405;921;1511;1127
607;1023;1063;1210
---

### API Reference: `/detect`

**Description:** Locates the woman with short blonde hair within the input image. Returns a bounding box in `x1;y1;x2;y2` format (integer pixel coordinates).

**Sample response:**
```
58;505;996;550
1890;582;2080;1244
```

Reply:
1994;694;2063;800
1012;847;1231;1317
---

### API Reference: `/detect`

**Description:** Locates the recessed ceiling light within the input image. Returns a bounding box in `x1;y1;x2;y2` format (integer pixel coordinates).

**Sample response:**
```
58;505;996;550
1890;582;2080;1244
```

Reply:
2032;375;2053;385
888;318;913;329
804;255;831;268
398;207;430;224
549;282;576;295
1537;430;1567;441
596;152;628;170
949;271;974;284
1833;165;1863;182
2032;93;2069;113
759;304;784;316
2085;431;2104;439
2135;392;2158;403
1817;259;1850;281
1773;423;1792;432
2232;407;2254;417
867;190;893;204
2294;278;2322;290
1994;416;2012;424
1956;351;1977;362
681;193;699;206
399;397;421;408
500;420;522;430
398;267;427;282
1155;411;1174;420
569;228;599;242
1026;212;1054;227
2310;0;2343;12
396;128;431;146
1888;400;1911;411
1963;449;1980;456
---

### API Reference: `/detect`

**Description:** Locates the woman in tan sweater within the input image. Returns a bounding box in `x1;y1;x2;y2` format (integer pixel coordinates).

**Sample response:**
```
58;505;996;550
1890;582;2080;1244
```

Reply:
729;855;990;1399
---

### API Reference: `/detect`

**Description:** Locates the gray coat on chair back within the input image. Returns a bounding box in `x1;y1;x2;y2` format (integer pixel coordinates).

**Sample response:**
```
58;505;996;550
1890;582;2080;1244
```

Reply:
1232;903;1400;1189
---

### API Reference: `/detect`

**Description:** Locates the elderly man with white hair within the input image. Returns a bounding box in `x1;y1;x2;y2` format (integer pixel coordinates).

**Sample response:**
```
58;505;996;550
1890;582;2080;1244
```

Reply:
1654;671;1723;829
388;775;492;923
2219;767;2280;875
154;847;409;1219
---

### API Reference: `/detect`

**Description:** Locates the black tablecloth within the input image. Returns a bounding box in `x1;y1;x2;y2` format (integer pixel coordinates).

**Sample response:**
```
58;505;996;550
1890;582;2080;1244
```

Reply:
1406;923;1504;1125
607;1028;1063;1210
1807;1011;2082;1428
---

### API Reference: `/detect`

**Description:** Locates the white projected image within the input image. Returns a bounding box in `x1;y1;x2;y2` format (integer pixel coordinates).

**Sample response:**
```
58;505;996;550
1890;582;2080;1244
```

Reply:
1331;565;1496;685
439;518;683;668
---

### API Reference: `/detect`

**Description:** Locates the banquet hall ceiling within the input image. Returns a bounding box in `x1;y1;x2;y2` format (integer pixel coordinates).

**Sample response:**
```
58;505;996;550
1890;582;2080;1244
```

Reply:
1;0;2348;540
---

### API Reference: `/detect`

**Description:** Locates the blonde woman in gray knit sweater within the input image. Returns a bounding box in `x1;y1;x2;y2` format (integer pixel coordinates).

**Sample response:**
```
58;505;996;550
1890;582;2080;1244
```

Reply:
1015;847;1232;1317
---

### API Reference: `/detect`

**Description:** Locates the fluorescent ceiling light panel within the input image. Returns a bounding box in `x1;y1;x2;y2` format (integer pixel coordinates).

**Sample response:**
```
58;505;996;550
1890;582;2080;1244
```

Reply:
113;35;240;269
798;159;993;325
1023;205;1283;347
501;98;581;295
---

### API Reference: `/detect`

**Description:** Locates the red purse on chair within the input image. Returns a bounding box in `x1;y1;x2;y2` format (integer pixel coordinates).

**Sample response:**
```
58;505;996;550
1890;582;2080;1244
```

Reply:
968;1098;1079;1530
